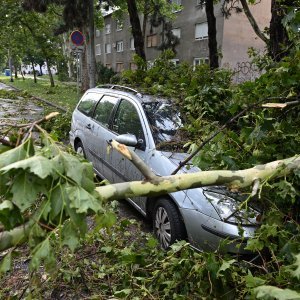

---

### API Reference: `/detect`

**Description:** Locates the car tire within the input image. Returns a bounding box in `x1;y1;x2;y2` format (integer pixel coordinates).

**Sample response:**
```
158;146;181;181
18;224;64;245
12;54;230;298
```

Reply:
75;140;86;158
153;198;186;249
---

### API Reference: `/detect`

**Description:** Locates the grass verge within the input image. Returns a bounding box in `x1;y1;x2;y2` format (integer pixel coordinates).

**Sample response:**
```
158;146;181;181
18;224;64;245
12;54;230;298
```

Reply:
0;75;82;111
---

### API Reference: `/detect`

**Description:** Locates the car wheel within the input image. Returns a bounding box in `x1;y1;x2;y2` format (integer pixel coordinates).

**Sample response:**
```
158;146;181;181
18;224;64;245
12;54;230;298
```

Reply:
153;198;186;249
75;140;86;158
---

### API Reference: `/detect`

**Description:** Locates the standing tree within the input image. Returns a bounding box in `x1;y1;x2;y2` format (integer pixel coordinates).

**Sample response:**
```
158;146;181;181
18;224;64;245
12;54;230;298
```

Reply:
205;0;219;69
222;0;294;61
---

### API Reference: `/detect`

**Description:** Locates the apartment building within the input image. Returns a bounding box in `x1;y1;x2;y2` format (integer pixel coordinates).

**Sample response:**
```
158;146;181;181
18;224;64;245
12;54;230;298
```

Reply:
94;0;271;73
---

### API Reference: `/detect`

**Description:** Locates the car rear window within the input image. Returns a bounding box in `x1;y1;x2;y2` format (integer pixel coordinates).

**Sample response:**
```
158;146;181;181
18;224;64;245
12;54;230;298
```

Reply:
77;92;102;116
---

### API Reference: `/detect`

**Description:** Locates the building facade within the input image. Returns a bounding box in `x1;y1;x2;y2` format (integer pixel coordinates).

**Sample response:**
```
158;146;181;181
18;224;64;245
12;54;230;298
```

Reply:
94;0;271;73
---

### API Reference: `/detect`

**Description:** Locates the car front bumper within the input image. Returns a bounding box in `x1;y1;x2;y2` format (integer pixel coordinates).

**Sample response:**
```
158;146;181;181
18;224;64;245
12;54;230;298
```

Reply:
180;208;256;254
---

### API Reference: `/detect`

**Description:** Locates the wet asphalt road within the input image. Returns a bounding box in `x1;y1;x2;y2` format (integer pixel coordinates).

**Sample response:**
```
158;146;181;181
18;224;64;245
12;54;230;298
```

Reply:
0;82;151;231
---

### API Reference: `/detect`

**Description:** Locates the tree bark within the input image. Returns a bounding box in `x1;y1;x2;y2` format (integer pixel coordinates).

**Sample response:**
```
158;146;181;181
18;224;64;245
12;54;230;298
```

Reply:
0;154;299;252
31;61;37;83
205;1;219;69
45;57;55;87
126;0;146;61
88;0;96;88
269;0;290;61
240;0;269;44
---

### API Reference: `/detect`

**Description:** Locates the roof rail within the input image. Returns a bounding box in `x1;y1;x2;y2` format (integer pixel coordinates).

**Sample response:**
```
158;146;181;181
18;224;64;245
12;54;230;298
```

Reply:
96;84;143;97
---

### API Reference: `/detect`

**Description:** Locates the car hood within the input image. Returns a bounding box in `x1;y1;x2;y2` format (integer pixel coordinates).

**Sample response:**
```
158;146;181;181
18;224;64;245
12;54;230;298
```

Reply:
160;151;200;174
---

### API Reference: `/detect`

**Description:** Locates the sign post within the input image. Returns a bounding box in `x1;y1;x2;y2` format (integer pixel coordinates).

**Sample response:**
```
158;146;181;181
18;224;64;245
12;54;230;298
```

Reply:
70;31;85;100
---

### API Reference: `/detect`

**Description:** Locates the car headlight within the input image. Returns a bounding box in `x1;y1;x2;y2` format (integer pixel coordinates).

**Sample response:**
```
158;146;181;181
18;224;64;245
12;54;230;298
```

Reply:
203;191;260;225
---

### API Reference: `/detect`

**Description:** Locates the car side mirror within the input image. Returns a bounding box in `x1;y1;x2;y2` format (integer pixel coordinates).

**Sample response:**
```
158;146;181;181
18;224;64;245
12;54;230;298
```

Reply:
115;134;138;147
115;134;145;150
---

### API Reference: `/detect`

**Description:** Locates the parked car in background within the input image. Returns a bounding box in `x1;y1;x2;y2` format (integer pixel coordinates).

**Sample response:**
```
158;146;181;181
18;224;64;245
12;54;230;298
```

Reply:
70;85;260;253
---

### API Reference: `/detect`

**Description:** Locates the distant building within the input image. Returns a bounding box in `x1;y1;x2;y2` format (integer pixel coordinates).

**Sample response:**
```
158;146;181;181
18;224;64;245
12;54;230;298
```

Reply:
95;0;271;79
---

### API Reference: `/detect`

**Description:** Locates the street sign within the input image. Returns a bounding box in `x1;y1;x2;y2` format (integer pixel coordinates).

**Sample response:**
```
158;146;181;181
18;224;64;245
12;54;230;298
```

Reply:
70;30;85;46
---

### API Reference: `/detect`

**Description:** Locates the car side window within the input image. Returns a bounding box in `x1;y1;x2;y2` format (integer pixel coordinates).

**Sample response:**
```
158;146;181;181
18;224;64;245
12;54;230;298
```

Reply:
113;99;145;141
77;92;102;116
93;95;118;128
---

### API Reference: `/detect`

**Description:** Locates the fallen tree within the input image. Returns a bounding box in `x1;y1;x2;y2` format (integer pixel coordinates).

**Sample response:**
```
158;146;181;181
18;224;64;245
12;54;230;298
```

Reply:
0;136;299;254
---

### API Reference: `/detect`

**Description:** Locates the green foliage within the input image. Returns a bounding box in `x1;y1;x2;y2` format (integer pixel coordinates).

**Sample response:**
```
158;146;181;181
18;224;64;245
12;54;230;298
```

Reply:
0;132;111;274
96;62;116;84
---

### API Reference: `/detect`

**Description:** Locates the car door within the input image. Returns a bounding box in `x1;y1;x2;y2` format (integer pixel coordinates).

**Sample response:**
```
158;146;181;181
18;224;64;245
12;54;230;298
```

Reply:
88;95;119;179
109;98;149;212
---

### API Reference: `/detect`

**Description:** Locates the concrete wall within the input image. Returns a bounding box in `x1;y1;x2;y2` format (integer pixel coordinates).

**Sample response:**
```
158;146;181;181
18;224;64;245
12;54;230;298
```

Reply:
95;0;271;73
221;0;271;69
169;1;224;64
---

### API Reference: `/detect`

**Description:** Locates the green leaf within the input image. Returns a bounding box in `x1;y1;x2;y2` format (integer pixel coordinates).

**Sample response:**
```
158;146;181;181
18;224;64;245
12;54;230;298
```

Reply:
1;156;54;179
50;185;67;220
245;270;266;288
62;221;80;252
114;289;132;298
217;259;235;277
30;239;56;271
245;238;264;251
0;144;11;154
66;186;101;214
255;286;300;300
0;200;23;230
0;252;12;273
53;153;95;191
0;139;34;169
28;224;46;249
11;173;46;212
95;211;116;230
291;254;300;279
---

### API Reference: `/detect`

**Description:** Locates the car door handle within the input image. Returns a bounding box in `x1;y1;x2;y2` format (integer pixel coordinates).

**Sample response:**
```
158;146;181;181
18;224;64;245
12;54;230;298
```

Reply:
86;124;92;129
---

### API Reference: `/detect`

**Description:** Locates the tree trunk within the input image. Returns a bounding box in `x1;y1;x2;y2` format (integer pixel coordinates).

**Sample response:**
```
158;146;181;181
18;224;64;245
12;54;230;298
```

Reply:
126;0;146;61
1;154;299;252
240;0;269;44
269;0;290;61
88;0;96;88
205;1;219;69
45;57;55;87
31;61;37;83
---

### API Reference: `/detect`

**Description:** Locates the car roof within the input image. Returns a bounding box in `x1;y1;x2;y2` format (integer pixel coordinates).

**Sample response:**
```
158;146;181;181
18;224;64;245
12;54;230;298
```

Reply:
87;86;171;105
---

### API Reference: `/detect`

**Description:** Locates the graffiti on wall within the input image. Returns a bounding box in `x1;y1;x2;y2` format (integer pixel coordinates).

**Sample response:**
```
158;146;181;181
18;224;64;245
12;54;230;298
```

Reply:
232;61;263;83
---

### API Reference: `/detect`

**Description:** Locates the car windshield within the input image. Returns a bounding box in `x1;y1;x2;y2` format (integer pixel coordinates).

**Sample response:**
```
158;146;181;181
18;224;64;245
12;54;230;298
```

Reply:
142;100;189;151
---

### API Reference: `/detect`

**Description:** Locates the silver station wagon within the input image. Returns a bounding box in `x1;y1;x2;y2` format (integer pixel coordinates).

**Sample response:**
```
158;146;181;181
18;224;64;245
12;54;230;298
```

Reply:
70;85;259;253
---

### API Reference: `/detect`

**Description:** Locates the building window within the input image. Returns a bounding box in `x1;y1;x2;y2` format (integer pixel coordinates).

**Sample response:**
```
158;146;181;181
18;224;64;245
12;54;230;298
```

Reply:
116;20;123;31
105;23;111;34
193;57;209;67
95;44;101;56
195;22;208;40
105;43;111;54
170;59;180;66
116;41;124;52
116;62;124;73
130;38;135;50
95;29;101;37
147;34;158;47
172;28;181;39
